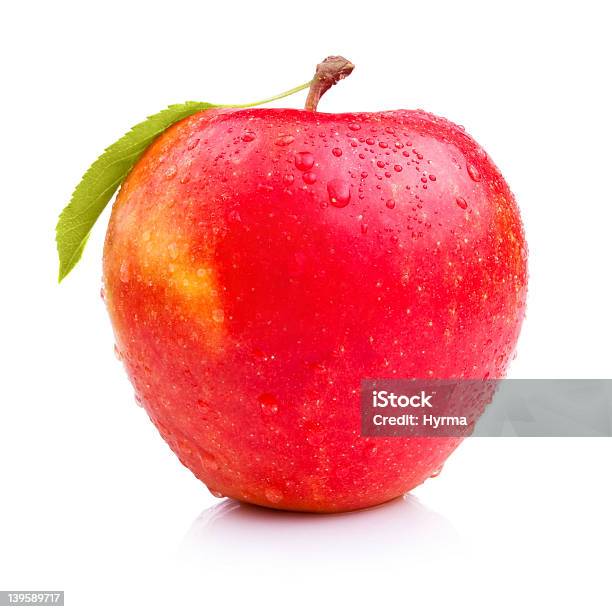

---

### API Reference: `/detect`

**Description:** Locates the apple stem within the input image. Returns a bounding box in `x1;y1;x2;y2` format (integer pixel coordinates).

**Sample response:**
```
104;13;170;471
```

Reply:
304;56;355;112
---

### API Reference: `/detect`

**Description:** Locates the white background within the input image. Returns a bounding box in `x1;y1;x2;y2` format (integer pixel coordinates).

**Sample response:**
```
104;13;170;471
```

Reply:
1;1;611;610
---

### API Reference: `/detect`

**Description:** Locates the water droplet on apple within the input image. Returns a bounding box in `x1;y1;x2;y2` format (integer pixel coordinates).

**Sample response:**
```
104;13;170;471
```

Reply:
386;199;396;209
302;172;317;185
332;147;342;157
187;138;200;150
201;451;219;471
164;165;177;179
467;164;481;181
212;309;225;323
394;164;403;172
228;209;241;224
327;179;351;207
119;261;129;283
241;131;256;142
264;487;284;504
295;151;314;171
113;344;122;360
196;398;209;412
283;173;295;185
207;487;225;498
348;123;361;131
430;465;444;478
376;161;385;169
275;134;295;146
475;146;487;160
364;444;378;457
366;137;375;145
455;196;468;210
134;394;143;407
361;222;368;234
429;174;436;181
258;393;279;415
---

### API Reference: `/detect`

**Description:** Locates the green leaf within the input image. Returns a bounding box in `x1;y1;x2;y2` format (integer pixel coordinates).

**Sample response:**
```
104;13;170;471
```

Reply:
55;101;216;282
55;80;313;282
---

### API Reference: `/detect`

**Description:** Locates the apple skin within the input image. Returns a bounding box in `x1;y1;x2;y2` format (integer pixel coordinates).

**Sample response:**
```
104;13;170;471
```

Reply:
103;107;527;512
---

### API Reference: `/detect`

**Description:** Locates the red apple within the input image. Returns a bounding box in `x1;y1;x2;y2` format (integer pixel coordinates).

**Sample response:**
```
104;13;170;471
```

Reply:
103;57;527;512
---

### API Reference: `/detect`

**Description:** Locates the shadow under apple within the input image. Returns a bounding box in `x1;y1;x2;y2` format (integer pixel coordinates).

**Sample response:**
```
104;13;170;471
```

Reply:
179;494;461;570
